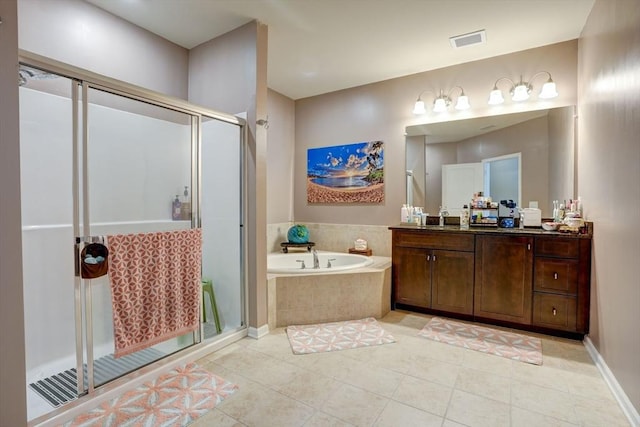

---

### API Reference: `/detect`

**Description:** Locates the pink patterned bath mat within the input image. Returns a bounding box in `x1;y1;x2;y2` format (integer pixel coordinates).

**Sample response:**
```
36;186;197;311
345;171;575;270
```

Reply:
418;317;543;365
286;317;395;354
63;362;238;426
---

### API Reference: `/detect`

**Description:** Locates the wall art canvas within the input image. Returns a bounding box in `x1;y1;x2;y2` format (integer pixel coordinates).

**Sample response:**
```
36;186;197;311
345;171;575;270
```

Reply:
307;140;384;204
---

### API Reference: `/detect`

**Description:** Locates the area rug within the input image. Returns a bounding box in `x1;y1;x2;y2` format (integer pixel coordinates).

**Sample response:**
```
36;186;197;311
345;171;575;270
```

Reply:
63;362;238;427
286;317;395;355
418;317;543;365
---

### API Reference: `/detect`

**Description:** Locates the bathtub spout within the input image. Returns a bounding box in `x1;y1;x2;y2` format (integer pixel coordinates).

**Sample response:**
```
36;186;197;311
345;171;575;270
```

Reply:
312;249;320;269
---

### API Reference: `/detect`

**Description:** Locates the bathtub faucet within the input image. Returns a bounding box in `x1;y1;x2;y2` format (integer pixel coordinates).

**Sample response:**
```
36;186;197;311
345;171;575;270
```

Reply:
312;249;320;269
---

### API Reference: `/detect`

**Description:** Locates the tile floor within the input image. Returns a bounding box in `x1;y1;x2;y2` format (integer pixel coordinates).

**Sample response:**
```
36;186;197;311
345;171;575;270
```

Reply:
191;311;631;427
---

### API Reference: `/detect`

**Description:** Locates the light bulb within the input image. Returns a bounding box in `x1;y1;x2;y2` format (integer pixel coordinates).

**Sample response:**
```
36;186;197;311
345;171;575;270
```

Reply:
512;83;530;101
455;95;470;110
413;99;426;115
433;97;448;113
488;89;504;105
539;81;558;99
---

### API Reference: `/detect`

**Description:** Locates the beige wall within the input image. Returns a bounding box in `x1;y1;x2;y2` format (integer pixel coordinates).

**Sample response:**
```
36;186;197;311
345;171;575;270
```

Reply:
189;21;269;330
267;89;296;223
578;0;640;415
294;41;577;225
0;3;28;426
18;0;189;98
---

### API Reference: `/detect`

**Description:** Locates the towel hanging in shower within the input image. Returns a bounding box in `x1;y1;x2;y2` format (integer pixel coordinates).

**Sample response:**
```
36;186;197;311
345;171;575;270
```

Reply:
107;228;202;358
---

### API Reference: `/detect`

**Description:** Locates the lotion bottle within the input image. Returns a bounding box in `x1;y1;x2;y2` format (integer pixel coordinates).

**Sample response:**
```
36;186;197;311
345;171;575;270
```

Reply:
401;204;409;223
172;195;181;220
460;205;470;230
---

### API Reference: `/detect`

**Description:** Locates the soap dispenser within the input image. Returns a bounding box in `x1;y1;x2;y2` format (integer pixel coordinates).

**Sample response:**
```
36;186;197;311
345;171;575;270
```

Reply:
180;186;191;220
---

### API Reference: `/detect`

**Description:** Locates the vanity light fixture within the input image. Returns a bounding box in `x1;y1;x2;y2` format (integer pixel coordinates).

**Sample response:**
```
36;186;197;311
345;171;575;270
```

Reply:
412;86;470;115
488;71;558;105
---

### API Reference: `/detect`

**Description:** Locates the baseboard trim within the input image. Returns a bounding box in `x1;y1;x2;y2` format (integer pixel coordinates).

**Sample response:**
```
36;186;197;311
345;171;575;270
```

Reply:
584;336;640;426
248;324;270;339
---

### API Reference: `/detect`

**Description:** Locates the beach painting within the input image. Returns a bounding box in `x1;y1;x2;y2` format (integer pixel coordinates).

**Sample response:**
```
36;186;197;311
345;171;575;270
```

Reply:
307;140;384;204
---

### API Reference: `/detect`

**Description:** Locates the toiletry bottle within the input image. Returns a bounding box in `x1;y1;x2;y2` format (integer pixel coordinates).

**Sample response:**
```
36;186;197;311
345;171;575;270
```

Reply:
180;186;191;220
460;204;470;230
577;196;583;217
172;195;181;220
401;204;409;223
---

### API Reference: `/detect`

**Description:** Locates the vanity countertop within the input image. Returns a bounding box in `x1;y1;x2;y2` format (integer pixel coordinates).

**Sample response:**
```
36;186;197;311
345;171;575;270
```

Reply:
389;223;592;238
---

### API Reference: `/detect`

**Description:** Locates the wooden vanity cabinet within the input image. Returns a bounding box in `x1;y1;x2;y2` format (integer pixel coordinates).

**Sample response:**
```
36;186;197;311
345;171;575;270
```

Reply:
390;226;592;338
532;237;591;333
394;246;431;308
392;231;474;315
474;235;534;324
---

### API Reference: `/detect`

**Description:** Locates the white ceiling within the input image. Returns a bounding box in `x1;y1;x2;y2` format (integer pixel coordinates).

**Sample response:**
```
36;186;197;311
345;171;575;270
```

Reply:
83;0;594;100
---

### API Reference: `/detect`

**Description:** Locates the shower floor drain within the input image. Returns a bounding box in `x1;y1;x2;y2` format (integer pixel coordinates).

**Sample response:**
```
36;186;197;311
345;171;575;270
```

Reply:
29;348;165;408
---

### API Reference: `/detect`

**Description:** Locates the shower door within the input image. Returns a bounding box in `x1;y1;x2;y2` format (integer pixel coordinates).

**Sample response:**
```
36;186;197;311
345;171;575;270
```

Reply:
20;57;247;422
79;84;198;391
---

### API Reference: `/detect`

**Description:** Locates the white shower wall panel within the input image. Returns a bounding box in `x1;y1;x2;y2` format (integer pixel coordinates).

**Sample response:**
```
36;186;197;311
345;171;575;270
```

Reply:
19;88;72;227
86;102;192;224
21;226;76;379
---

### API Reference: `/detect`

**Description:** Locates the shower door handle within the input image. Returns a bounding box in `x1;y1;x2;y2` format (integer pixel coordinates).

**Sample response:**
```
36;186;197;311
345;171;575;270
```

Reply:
74;239;81;277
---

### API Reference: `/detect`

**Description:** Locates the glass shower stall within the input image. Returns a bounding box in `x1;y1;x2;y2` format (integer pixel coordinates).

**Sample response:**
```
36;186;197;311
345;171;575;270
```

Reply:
18;55;247;422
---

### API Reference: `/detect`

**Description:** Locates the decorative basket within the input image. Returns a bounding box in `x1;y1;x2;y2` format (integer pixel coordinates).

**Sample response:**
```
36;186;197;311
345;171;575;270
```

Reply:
80;243;109;279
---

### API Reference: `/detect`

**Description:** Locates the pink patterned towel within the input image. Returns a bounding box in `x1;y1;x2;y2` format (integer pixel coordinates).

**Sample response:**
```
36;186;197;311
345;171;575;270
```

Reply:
107;229;202;358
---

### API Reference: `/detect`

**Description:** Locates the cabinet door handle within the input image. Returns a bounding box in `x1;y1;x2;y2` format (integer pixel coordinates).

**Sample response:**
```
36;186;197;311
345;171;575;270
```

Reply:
432;255;437;261
426;254;431;261
527;243;531;251
552;307;557;316
553;272;559;280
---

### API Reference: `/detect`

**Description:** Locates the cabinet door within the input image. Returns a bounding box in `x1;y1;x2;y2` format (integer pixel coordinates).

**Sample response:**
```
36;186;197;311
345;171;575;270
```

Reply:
431;250;474;315
394;246;430;308
474;235;533;324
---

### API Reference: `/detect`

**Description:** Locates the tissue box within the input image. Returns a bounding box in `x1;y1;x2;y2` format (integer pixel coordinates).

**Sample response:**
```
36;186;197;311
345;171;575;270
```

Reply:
523;208;542;227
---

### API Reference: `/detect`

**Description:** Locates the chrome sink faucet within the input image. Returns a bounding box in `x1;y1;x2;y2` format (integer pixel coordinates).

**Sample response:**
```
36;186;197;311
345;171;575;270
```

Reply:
312;249;320;269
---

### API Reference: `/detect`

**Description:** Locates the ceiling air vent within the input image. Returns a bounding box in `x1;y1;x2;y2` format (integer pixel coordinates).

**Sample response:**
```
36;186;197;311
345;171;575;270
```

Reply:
449;30;486;49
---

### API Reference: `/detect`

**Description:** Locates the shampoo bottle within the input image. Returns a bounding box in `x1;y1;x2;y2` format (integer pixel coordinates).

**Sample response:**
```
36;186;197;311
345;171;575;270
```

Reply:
172;195;181;220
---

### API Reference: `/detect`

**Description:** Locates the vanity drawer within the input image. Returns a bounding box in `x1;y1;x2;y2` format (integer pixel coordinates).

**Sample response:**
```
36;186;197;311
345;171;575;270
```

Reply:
395;231;474;252
533;293;577;331
534;258;578;294
535;237;579;258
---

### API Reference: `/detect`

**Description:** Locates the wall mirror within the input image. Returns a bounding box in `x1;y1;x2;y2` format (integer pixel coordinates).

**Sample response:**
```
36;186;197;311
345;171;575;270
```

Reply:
405;106;576;218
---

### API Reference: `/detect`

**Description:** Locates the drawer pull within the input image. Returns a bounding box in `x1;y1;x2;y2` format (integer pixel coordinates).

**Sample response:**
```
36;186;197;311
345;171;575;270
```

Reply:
552;307;557;316
553;272;559;280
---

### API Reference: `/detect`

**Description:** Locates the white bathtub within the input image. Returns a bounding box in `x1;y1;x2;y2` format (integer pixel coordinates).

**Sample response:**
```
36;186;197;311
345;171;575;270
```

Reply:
267;253;391;329
267;251;374;274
